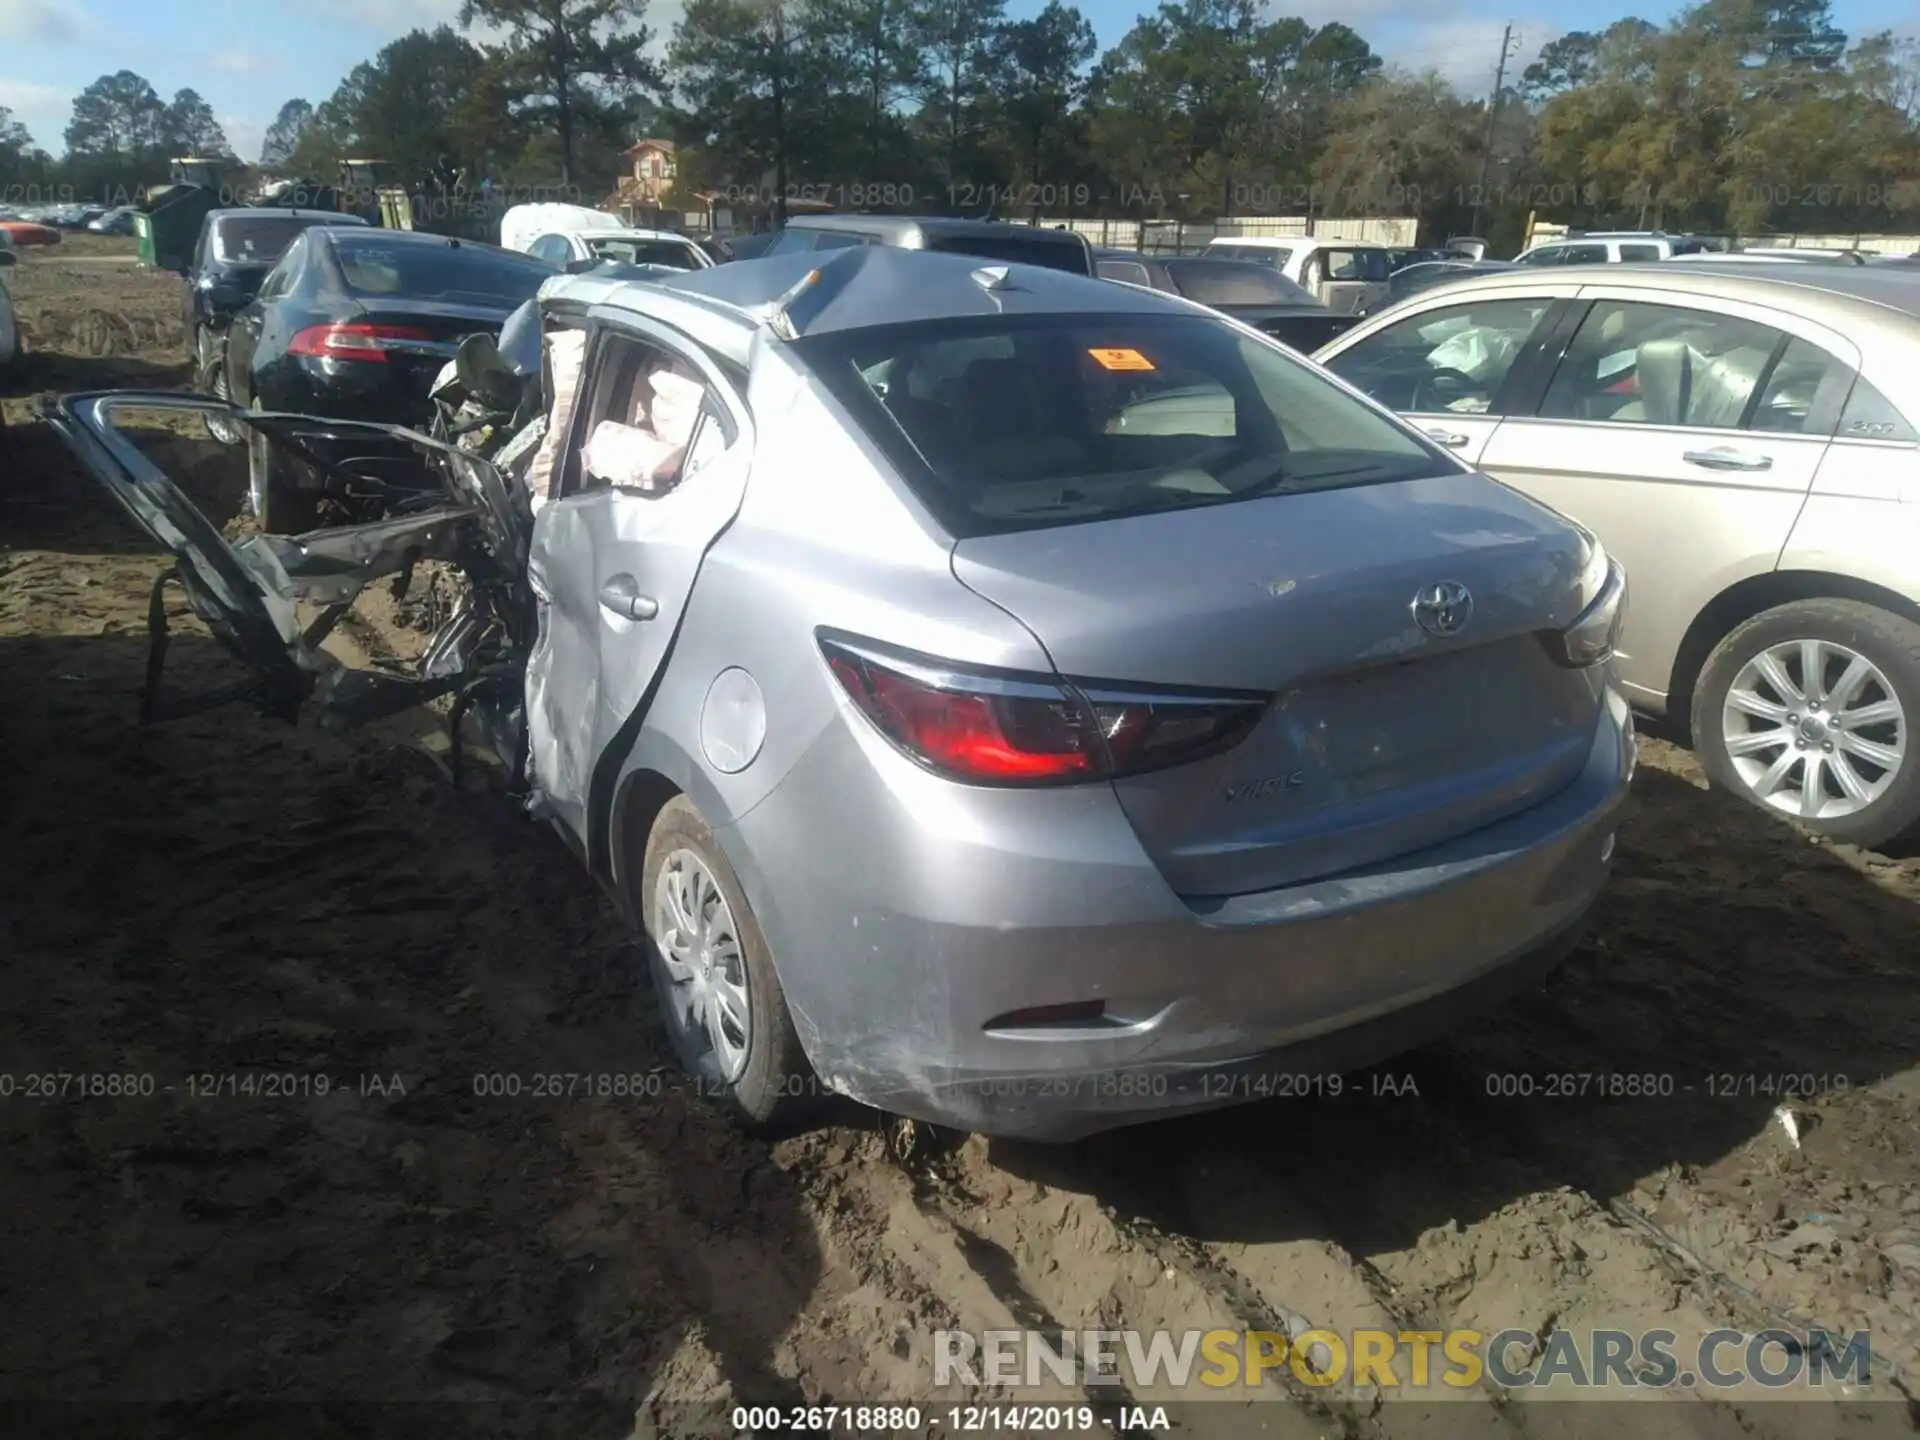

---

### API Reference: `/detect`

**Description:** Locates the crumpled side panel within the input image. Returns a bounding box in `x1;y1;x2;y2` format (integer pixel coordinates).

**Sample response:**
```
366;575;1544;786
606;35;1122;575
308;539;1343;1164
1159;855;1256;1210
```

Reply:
521;500;603;841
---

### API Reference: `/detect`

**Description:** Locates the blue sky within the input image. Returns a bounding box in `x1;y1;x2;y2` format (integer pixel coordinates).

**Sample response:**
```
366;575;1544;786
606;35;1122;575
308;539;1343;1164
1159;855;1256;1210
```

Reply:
2;0;1914;166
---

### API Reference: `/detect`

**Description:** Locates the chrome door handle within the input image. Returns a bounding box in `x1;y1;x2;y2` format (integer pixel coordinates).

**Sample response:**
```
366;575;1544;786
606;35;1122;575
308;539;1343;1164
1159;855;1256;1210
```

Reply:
1424;428;1470;449
1683;446;1772;472
597;574;658;620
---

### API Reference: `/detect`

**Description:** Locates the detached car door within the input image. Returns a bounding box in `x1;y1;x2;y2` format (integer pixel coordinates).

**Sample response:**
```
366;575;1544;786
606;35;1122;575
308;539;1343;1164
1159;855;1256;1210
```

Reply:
521;310;754;850
1315;286;1579;466
34;391;521;727
1474;286;1859;707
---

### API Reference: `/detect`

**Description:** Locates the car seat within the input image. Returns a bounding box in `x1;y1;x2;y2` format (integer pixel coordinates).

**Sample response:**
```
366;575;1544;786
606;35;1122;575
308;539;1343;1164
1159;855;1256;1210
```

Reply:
1612;338;1694;424
1690;346;1773;430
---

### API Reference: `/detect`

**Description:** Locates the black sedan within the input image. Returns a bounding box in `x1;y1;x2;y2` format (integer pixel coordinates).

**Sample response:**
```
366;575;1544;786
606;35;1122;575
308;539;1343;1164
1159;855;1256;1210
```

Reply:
224;226;556;530
184;207;369;435
1091;249;1361;352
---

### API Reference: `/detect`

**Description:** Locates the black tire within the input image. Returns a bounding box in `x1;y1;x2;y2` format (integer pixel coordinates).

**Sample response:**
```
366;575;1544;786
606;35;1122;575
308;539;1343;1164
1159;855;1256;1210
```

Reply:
640;795;817;1130
246;408;322;533
199;329;243;446
1692;598;1920;848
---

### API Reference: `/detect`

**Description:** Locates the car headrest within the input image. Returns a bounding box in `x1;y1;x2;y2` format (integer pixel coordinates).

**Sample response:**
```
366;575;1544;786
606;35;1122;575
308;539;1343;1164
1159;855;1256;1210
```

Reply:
1634;338;1694;426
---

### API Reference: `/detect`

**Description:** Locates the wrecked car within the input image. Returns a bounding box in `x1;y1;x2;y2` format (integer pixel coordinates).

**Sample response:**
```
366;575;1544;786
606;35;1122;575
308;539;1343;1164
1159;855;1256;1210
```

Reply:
43;245;1634;1142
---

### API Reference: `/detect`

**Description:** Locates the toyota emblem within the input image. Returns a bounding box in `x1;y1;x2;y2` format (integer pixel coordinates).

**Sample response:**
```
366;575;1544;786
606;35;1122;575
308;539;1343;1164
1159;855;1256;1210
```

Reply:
1412;581;1473;637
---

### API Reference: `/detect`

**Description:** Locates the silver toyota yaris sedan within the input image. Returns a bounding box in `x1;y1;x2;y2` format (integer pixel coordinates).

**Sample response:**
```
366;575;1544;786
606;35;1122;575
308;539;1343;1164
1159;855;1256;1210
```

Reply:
45;244;1635;1141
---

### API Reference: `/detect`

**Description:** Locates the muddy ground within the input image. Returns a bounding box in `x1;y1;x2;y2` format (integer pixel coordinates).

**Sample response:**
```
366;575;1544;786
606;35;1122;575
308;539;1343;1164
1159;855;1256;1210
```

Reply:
2;239;1918;1439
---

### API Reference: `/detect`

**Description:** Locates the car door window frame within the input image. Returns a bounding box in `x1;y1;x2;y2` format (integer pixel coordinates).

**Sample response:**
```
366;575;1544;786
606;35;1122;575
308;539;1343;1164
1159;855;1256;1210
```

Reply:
554;311;750;503
1520;286;1863;439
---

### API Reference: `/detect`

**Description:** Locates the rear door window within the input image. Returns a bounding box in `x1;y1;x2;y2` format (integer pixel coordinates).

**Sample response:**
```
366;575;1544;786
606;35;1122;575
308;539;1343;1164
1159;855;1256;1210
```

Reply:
1747;337;1842;435
794;312;1448;538
1320;297;1557;415
1536;300;1790;429
1559;244;1611;265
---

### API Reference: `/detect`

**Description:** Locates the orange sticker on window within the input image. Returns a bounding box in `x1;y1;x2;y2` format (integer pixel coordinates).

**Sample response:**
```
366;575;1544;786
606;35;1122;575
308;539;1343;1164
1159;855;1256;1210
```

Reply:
1088;347;1155;371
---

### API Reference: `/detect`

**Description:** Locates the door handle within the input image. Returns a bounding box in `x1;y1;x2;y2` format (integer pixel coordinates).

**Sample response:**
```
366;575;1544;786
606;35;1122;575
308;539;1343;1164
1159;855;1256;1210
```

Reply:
1683;446;1772;472
1424;428;1470;449
598;574;658;620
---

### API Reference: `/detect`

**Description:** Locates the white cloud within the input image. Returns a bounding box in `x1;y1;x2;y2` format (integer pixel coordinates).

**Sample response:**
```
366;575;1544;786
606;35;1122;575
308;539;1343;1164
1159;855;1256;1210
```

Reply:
0;0;104;44
0;77;72;147
1407;18;1543;96
208;50;280;75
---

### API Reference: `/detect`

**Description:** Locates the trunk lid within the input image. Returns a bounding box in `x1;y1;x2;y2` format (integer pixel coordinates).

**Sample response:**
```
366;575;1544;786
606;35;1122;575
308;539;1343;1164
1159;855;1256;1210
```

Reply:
950;471;1603;897
347;298;519;402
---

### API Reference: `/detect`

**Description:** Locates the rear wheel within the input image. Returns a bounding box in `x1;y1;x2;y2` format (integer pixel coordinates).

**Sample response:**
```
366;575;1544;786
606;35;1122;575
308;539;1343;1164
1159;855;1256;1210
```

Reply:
1692;599;1920;848
199;328;242;446
641;796;816;1129
246;403;322;534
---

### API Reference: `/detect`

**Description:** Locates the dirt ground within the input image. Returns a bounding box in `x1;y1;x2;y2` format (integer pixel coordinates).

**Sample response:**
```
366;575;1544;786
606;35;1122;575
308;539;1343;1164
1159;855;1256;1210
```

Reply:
3;240;1919;1439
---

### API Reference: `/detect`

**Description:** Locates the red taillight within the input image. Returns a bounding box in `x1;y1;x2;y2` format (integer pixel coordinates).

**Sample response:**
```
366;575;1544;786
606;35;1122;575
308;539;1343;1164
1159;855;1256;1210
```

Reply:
821;636;1267;787
287;323;431;362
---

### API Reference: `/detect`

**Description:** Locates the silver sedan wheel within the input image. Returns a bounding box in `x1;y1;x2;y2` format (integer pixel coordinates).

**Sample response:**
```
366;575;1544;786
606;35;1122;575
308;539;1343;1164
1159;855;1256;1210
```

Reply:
1721;638;1908;821
651;848;751;1082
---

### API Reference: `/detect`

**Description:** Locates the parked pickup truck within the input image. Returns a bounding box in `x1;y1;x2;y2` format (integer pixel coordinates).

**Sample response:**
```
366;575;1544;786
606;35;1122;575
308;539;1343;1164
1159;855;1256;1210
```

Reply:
1093;249;1361;352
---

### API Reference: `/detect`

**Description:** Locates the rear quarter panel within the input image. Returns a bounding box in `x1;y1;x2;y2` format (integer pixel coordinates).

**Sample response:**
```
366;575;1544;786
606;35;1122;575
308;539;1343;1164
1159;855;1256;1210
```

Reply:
1781;437;1920;605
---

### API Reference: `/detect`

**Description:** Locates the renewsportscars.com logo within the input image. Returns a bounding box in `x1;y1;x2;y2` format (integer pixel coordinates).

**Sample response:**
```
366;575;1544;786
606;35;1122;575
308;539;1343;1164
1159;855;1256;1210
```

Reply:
934;1327;1878;1393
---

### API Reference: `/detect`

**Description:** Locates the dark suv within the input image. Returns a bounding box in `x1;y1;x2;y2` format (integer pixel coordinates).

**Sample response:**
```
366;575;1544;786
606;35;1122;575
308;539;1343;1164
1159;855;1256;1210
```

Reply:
763;215;1095;275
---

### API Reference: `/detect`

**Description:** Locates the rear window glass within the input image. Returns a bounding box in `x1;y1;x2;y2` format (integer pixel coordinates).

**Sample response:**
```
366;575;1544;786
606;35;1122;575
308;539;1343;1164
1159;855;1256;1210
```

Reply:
330;237;552;304
213;216;330;264
1207;244;1289;267
794;312;1447;538
925;232;1091;274
1165;260;1316;306
589;237;703;269
1618;243;1662;261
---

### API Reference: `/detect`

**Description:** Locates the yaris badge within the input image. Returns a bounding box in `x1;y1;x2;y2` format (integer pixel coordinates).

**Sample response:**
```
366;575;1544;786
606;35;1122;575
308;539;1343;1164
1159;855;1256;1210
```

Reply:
1412;581;1473;637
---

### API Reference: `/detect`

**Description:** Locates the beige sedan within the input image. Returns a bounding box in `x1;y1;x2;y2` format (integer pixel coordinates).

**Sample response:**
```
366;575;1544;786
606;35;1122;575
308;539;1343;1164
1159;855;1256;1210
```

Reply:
1315;262;1920;846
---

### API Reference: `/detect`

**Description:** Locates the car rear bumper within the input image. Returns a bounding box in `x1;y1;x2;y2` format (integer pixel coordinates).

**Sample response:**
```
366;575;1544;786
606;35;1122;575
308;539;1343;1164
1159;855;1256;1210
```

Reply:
722;686;1636;1141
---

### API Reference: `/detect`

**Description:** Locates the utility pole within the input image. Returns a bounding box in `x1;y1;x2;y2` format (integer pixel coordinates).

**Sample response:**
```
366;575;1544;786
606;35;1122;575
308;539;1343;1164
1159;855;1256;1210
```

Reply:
1469;22;1518;239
